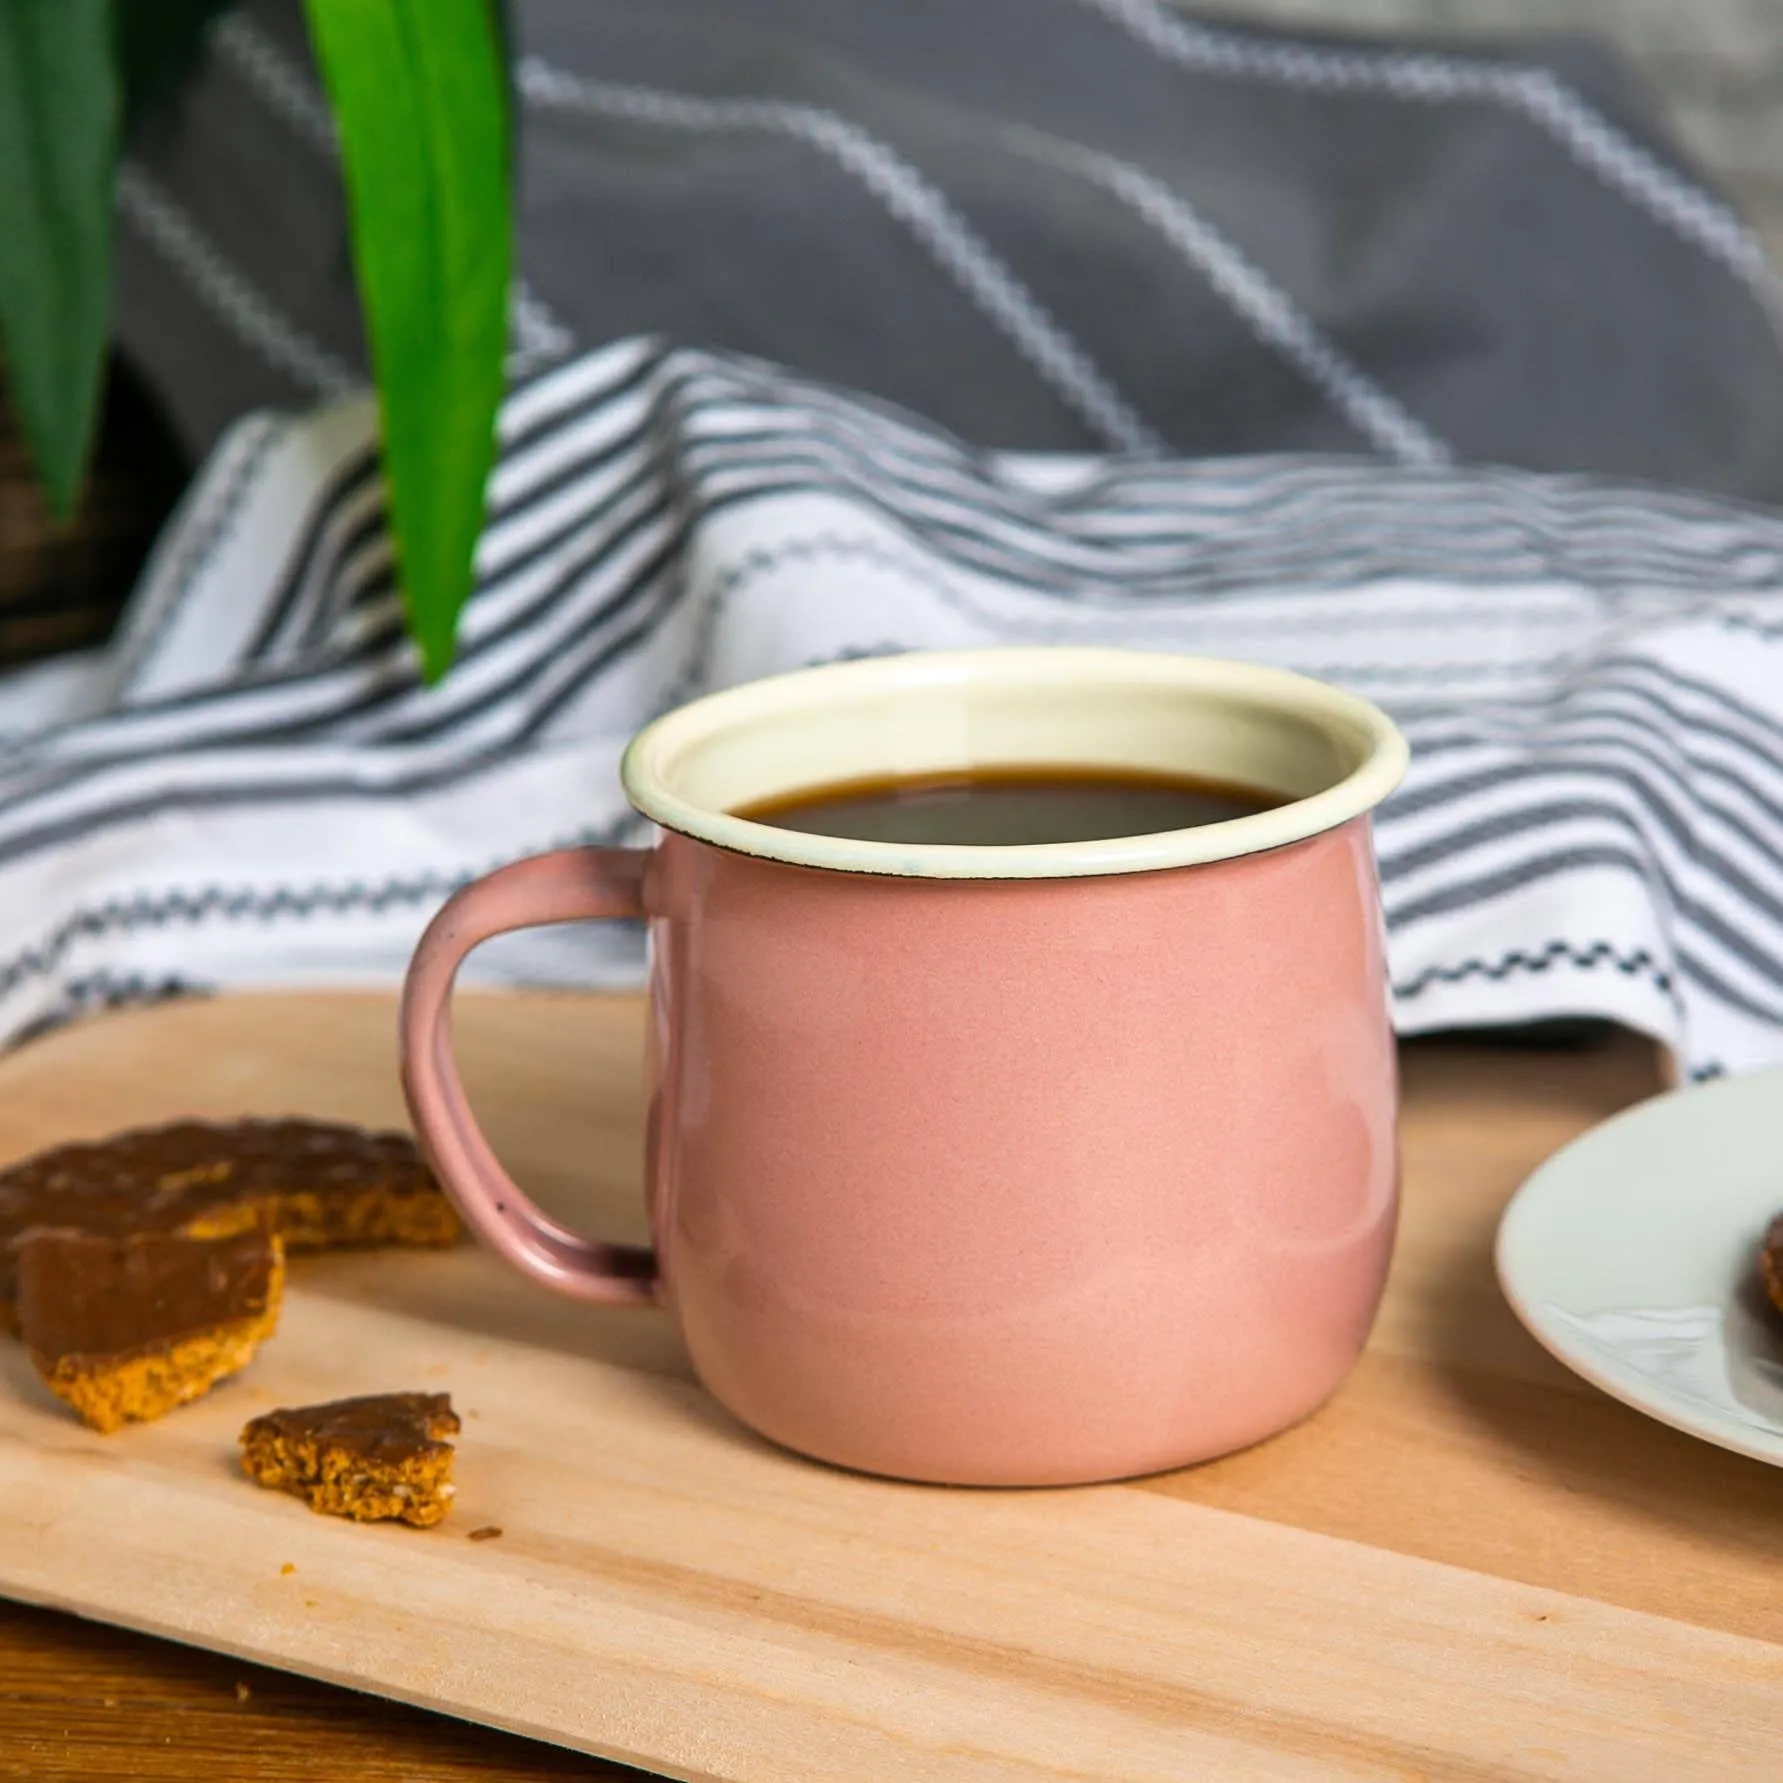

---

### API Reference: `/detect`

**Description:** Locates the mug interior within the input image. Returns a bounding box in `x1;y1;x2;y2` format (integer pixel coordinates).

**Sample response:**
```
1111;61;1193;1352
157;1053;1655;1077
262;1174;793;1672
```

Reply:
622;648;1408;880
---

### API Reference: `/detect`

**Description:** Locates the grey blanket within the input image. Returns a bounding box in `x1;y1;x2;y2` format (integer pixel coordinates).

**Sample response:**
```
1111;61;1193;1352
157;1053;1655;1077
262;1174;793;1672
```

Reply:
119;0;1783;499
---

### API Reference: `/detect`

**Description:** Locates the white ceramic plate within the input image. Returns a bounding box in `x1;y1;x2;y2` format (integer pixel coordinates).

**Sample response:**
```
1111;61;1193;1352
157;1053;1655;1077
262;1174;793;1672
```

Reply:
1496;1066;1783;1468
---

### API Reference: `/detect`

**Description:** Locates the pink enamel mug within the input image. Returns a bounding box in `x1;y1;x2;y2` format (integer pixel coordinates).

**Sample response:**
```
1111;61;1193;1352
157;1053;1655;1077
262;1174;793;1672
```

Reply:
399;647;1409;1485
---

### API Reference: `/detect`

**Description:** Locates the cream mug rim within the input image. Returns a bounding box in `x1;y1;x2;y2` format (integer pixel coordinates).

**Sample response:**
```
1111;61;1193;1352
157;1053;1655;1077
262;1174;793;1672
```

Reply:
621;646;1409;881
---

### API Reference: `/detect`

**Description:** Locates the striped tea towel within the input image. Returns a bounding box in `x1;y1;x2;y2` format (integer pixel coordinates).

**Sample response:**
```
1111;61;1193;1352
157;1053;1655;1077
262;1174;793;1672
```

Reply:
1;335;1781;1079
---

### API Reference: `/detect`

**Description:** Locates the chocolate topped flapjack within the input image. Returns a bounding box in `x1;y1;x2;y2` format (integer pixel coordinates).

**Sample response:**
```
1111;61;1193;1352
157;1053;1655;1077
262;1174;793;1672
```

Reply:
0;1118;457;1328
240;1392;460;1526
17;1225;284;1432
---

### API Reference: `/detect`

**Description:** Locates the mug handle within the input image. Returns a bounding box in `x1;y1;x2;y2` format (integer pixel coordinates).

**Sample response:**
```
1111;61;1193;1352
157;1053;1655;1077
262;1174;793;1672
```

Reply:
399;847;659;1306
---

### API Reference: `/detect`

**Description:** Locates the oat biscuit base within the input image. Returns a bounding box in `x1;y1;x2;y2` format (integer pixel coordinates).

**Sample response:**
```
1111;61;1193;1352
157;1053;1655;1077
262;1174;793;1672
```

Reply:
240;1392;460;1528
0;1119;457;1330
18;1226;284;1433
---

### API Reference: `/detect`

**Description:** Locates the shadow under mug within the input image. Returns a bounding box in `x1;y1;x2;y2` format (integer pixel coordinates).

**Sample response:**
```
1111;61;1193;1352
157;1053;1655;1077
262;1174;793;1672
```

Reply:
399;647;1409;1485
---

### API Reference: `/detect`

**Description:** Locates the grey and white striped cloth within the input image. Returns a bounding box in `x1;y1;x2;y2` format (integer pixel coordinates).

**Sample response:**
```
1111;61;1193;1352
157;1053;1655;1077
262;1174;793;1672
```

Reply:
4;334;1783;1078
22;1;1783;1074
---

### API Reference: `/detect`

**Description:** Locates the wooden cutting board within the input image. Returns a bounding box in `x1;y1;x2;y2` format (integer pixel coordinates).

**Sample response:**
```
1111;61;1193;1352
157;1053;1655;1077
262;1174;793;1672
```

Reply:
0;992;1776;1781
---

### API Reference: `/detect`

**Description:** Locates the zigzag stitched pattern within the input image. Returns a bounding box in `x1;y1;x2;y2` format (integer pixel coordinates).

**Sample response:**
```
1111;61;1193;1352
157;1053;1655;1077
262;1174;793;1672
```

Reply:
1393;939;1670;1000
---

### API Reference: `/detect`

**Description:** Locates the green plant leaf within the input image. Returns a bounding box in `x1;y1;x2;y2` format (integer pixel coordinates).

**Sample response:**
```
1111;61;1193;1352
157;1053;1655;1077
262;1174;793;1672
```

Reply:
303;0;510;683
0;0;120;518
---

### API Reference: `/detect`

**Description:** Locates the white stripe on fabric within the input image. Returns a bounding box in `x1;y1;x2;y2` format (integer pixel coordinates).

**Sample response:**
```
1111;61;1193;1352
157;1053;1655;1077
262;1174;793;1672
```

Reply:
997;124;1449;464
516;57;1164;454
101;415;293;699
211;11;335;147
116;164;358;395
1083;0;1783;333
508;287;576;375
493;336;663;448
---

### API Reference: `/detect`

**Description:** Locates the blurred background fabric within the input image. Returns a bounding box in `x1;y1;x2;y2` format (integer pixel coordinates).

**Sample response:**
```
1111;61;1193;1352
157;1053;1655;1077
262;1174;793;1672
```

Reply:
115;0;1783;497
1202;0;1783;272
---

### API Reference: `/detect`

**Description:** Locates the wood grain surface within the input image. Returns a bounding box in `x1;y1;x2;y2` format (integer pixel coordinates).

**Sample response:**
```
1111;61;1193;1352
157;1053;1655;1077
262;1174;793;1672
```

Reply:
0;1596;636;1781
0;992;1775;1781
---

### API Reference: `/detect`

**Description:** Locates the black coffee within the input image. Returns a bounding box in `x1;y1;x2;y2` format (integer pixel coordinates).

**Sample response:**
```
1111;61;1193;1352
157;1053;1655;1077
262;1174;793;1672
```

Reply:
736;767;1284;846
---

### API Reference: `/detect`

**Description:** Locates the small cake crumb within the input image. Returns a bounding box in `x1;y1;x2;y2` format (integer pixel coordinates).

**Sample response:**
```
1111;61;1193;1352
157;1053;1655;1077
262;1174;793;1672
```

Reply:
467;1524;502;1542
234;1681;252;1703
279;1562;295;1576
240;1392;459;1527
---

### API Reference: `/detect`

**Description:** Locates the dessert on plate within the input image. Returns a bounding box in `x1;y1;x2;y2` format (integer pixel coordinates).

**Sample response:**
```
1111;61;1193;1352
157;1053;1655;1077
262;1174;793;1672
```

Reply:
1760;1212;1783;1317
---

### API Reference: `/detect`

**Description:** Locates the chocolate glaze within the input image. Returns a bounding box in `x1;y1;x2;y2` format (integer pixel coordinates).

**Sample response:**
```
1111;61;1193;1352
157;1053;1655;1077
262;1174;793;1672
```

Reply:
17;1226;279;1362
242;1392;460;1466
0;1119;437;1309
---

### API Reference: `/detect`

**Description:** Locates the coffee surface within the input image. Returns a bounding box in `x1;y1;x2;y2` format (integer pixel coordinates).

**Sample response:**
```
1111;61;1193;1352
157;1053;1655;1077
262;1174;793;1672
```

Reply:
737;766;1283;846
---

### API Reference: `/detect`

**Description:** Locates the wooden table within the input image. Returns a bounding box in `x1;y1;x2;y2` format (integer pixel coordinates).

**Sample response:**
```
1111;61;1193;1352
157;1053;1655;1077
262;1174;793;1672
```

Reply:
0;994;1774;1779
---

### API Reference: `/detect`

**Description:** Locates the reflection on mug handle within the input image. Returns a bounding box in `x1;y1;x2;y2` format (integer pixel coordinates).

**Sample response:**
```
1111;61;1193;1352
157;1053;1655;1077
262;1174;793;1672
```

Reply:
399;847;659;1305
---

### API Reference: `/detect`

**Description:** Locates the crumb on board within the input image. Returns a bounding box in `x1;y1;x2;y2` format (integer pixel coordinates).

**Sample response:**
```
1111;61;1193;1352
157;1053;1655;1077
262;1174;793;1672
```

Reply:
279;1562;295;1576
240;1391;459;1527
234;1681;251;1703
467;1524;502;1542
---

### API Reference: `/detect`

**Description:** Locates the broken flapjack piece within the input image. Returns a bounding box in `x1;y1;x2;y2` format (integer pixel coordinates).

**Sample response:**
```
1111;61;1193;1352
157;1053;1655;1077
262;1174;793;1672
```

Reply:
17;1225;283;1433
240;1392;460;1527
0;1119;458;1331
